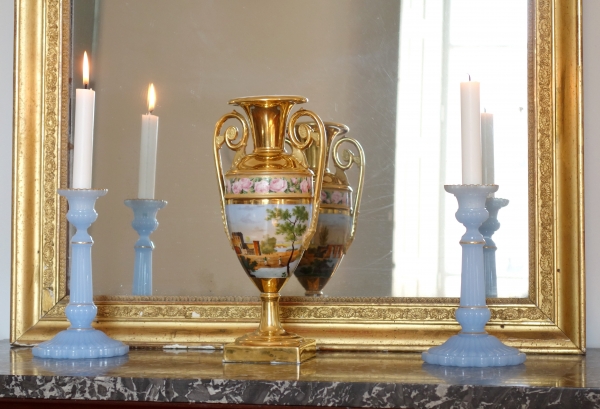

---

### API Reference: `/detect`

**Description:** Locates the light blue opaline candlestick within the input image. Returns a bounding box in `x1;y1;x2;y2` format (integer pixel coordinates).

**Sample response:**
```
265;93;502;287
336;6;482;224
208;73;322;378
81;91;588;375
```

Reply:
124;199;167;296
480;197;509;298
422;185;525;367
32;189;129;359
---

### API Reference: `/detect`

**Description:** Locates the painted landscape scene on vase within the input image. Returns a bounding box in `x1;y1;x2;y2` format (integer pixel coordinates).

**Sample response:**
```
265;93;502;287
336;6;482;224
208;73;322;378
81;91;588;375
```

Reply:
225;204;313;278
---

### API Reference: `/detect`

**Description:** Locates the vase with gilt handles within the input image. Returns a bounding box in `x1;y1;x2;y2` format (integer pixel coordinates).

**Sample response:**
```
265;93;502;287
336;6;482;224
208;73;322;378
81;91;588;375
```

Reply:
213;95;327;364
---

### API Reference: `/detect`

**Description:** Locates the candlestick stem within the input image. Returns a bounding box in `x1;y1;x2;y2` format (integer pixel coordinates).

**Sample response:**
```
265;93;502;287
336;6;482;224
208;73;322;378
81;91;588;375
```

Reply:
125;199;167;295
422;185;525;367
32;189;129;359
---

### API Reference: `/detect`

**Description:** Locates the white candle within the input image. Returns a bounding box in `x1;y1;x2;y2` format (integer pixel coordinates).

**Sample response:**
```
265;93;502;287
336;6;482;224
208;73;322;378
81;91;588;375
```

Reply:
460;80;482;185
72;52;96;189
138;84;159;199
481;111;494;185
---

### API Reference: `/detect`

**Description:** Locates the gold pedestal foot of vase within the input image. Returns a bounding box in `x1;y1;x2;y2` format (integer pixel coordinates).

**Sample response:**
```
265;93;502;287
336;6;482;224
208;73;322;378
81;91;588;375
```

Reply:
223;292;316;364
223;338;316;364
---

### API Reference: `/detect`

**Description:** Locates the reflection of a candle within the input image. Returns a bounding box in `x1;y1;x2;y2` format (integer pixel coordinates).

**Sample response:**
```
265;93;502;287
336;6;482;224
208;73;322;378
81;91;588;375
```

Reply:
72;51;96;189
481;109;494;188
138;84;159;199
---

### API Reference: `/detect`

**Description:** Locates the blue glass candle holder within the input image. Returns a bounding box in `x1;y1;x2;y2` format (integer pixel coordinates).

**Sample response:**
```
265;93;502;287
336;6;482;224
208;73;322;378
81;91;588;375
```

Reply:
480;197;509;298
422;185;525;367
124;199;167;296
32;189;129;359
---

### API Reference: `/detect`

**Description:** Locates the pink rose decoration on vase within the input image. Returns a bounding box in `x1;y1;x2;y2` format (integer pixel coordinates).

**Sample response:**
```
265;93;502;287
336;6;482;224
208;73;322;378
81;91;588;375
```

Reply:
300;178;310;194
321;191;327;203
269;178;288;193
232;180;243;194
240;178;253;192
291;178;298;184
254;180;269;194
331;191;343;204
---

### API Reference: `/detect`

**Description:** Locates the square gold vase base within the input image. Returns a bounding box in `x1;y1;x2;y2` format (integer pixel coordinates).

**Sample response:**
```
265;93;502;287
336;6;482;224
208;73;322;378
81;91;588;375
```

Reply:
223;338;316;364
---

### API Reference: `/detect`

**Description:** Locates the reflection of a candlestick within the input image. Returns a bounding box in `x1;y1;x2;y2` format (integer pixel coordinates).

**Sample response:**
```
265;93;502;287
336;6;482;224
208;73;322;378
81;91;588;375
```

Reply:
423;361;525;386
125;199;168;296
33;355;129;376
479;197;509;298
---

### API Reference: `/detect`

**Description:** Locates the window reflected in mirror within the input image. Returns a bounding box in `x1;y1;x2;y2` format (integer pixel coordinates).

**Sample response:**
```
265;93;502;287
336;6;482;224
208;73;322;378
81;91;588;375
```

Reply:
393;0;528;297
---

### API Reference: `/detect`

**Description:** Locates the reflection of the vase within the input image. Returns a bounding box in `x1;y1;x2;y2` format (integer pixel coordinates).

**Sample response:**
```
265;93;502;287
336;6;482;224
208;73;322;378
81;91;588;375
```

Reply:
292;122;365;297
33;355;129;376
223;360;317;380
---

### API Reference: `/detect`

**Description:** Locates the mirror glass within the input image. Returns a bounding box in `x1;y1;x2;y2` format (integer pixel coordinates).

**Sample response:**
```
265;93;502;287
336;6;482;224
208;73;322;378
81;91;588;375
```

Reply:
71;0;528;298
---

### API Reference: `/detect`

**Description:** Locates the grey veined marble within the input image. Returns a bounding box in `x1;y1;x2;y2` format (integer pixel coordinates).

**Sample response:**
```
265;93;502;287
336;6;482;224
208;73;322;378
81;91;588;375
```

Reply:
1;341;600;408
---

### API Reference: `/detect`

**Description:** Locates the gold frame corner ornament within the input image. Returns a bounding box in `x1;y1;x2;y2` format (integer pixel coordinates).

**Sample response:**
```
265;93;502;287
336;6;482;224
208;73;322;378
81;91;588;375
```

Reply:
11;0;585;353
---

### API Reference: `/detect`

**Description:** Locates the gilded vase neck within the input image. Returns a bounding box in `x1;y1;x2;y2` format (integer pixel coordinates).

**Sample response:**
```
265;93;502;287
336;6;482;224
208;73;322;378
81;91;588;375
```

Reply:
230;96;308;156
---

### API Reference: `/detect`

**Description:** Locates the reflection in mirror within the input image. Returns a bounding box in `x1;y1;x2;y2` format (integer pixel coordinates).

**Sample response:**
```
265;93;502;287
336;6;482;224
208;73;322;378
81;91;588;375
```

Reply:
71;0;527;298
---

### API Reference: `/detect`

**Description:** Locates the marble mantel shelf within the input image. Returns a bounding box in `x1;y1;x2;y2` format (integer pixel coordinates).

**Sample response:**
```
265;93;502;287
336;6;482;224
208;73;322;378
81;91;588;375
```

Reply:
0;341;598;408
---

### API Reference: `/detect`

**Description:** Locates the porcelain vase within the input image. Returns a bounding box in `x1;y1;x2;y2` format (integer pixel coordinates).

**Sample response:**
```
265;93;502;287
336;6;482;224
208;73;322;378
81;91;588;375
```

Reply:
213;96;327;364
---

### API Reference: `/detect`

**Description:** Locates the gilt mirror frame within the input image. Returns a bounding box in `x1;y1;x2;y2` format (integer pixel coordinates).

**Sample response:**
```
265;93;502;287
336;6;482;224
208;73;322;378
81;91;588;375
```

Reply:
10;0;584;353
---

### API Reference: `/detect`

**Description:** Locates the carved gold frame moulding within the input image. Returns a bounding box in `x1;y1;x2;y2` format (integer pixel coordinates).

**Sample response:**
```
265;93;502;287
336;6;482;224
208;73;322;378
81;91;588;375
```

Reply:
11;0;584;353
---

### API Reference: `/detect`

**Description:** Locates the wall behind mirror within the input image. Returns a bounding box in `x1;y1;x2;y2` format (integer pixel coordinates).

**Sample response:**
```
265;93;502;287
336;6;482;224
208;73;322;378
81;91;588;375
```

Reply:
71;0;528;298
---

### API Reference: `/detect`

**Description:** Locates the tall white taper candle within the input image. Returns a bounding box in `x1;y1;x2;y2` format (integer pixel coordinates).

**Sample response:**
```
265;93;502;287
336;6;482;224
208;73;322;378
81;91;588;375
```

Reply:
72;52;96;189
460;80;482;185
138;84;159;199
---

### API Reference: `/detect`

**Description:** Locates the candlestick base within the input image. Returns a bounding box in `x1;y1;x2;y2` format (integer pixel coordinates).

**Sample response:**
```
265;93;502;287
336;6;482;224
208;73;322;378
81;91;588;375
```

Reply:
223;339;316;364
421;331;525;367
32;328;129;359
422;185;525;367
32;189;128;359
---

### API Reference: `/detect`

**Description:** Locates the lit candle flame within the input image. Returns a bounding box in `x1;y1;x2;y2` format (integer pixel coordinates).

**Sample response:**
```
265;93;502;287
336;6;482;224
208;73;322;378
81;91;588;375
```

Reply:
147;83;156;113
83;51;89;87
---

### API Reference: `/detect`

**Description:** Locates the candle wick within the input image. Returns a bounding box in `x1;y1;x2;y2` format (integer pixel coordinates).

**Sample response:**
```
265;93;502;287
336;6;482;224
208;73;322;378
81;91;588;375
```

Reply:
468;74;471;81
84;84;88;90
484;108;486;113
